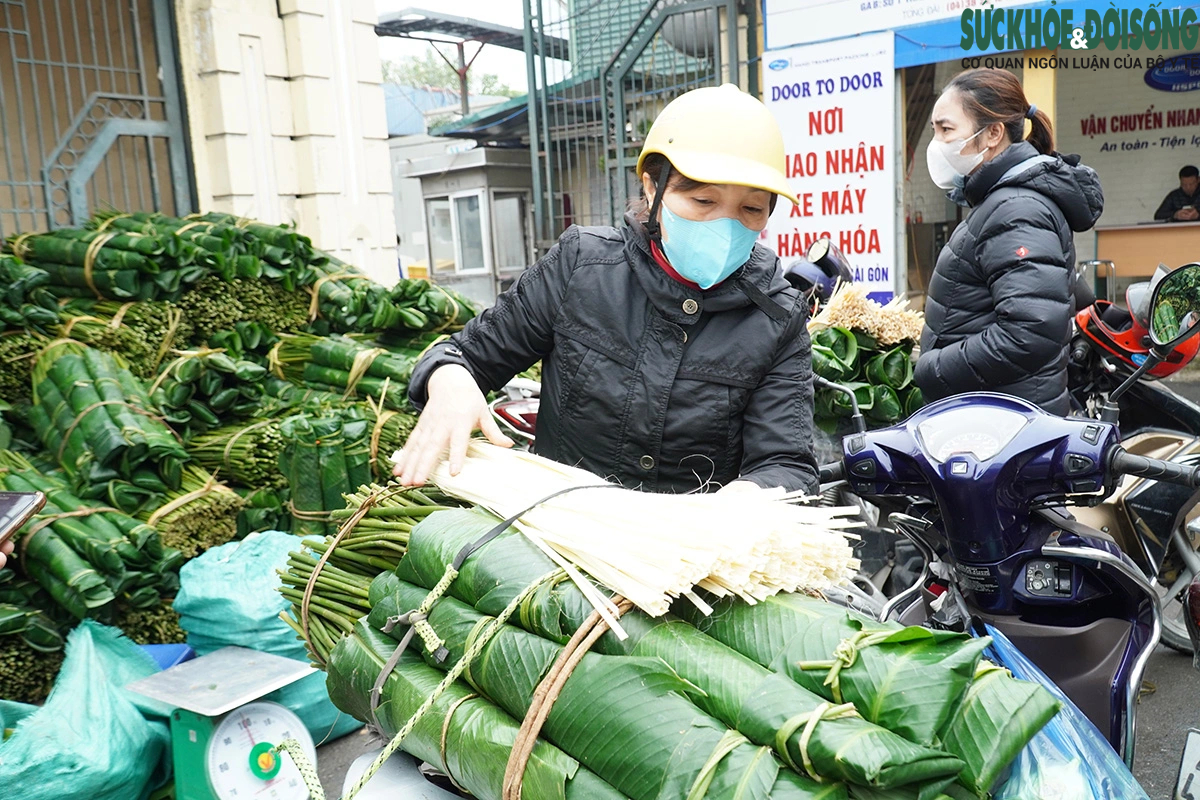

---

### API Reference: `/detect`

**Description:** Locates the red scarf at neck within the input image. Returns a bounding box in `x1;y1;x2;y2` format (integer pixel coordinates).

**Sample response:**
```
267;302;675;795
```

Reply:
649;240;702;291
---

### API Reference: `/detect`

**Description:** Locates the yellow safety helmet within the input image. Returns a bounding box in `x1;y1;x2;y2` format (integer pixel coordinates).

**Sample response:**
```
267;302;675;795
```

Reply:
636;83;797;205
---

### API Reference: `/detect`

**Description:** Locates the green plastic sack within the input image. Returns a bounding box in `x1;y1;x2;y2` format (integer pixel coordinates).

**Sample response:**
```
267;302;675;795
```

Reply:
174;531;362;743
0;621;171;799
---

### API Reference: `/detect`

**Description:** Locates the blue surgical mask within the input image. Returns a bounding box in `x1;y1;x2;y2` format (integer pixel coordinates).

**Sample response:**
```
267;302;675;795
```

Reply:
659;204;759;289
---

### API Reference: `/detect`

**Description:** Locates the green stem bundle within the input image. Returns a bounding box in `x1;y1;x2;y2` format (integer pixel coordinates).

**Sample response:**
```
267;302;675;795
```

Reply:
188;419;287;489
134;464;244;559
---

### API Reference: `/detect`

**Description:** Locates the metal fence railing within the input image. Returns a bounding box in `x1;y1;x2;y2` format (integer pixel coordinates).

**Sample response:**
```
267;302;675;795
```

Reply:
0;0;191;236
522;0;743;251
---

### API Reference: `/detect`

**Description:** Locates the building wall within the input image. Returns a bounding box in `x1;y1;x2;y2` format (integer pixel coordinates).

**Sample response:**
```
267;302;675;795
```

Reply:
174;0;398;284
1057;43;1200;230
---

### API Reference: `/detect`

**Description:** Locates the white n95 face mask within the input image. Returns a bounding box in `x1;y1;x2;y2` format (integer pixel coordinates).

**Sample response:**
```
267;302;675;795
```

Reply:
926;129;986;190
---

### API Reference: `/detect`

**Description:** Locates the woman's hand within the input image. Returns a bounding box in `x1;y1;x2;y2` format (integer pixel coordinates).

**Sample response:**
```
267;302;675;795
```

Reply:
0;539;14;570
717;480;762;495
392;365;514;486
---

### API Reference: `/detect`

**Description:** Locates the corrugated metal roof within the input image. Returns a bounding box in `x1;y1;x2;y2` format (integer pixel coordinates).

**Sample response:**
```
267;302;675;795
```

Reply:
376;7;570;60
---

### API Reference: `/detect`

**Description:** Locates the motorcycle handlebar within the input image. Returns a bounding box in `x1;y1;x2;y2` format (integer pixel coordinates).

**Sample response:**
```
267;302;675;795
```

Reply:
1108;447;1200;488
819;462;845;484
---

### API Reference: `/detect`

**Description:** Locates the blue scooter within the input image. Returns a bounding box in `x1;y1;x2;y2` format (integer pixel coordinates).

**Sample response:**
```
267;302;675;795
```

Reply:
819;262;1200;768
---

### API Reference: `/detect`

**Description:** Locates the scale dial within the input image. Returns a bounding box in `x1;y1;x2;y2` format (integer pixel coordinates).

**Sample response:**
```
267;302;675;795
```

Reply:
204;701;315;800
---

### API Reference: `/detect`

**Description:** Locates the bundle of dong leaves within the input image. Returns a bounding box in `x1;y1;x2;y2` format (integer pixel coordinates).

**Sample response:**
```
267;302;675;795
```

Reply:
286;505;1061;800
28;339;191;511
810;326;924;433
0;449;183;618
4;210;477;337
279;409;374;538
0;211;476;699
149;349;269;439
270;331;440;411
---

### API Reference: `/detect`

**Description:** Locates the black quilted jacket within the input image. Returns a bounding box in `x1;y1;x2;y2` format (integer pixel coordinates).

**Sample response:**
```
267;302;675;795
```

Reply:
915;141;1105;414
408;213;818;494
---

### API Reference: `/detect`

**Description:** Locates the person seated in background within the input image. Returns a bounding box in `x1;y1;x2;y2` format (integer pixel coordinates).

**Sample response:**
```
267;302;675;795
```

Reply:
1154;165;1199;222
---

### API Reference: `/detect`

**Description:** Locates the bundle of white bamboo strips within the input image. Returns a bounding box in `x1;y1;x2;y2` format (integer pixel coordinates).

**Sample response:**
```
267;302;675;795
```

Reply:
417;442;860;618
809;282;925;346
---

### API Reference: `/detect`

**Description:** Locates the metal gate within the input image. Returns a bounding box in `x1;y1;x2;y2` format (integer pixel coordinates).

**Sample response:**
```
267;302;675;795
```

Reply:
0;0;192;237
523;0;743;246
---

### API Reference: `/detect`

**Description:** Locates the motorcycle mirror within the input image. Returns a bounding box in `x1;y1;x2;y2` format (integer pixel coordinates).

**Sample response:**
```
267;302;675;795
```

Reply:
812;375;867;434
1104;264;1200;421
1148;262;1200;350
805;238;856;285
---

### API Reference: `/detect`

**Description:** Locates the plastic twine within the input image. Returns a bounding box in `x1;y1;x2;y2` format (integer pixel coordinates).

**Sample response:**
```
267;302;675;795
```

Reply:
174;220;213;236
58;399;181;462
108;302;135;329
221;420;275;472
60;314;105;338
25;506;121;538
429;283;463;332
367;394;399;471
414;333;451;362
148;348;226;396
342;347;388;399
9;232;36;258
306;272;370;322
147;472;223;527
94;213;131;233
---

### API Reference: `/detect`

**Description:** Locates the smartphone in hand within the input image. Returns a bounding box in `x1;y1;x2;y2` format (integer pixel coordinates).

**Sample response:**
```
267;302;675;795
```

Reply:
0;492;47;549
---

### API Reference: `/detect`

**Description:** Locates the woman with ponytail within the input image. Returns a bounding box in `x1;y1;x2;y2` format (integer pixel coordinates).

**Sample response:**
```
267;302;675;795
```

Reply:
914;68;1104;414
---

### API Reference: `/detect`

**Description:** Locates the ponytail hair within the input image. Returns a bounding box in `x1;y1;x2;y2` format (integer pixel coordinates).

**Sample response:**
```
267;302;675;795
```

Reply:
946;68;1055;155
1026;108;1054;155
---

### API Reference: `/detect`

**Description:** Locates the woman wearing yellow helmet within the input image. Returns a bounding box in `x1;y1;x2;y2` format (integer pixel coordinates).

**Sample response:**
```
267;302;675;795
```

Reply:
393;84;818;495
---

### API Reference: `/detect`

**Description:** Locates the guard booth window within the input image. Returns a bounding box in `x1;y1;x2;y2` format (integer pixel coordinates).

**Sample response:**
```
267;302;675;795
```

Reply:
426;198;455;274
493;192;530;272
425;192;489;276
454;194;487;273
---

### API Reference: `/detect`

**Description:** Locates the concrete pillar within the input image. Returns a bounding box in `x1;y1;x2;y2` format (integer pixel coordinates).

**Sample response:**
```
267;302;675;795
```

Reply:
1023;48;1058;139
174;0;397;284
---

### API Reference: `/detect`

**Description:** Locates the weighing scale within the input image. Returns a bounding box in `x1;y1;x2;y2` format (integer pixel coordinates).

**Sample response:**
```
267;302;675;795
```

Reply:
126;646;319;800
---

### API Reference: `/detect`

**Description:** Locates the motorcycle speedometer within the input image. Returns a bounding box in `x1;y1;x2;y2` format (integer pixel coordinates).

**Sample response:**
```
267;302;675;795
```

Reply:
916;406;1029;463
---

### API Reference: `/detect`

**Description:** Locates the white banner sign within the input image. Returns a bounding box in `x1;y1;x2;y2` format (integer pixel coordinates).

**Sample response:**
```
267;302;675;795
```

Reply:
763;32;897;304
765;0;983;49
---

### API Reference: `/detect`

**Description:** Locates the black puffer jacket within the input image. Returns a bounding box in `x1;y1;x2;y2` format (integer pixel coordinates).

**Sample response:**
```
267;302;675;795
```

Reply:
408;213;819;494
915;142;1105;414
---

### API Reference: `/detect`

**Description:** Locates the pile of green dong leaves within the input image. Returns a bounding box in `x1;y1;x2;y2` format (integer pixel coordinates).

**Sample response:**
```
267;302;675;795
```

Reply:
811;326;924;433
284;505;1061;800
